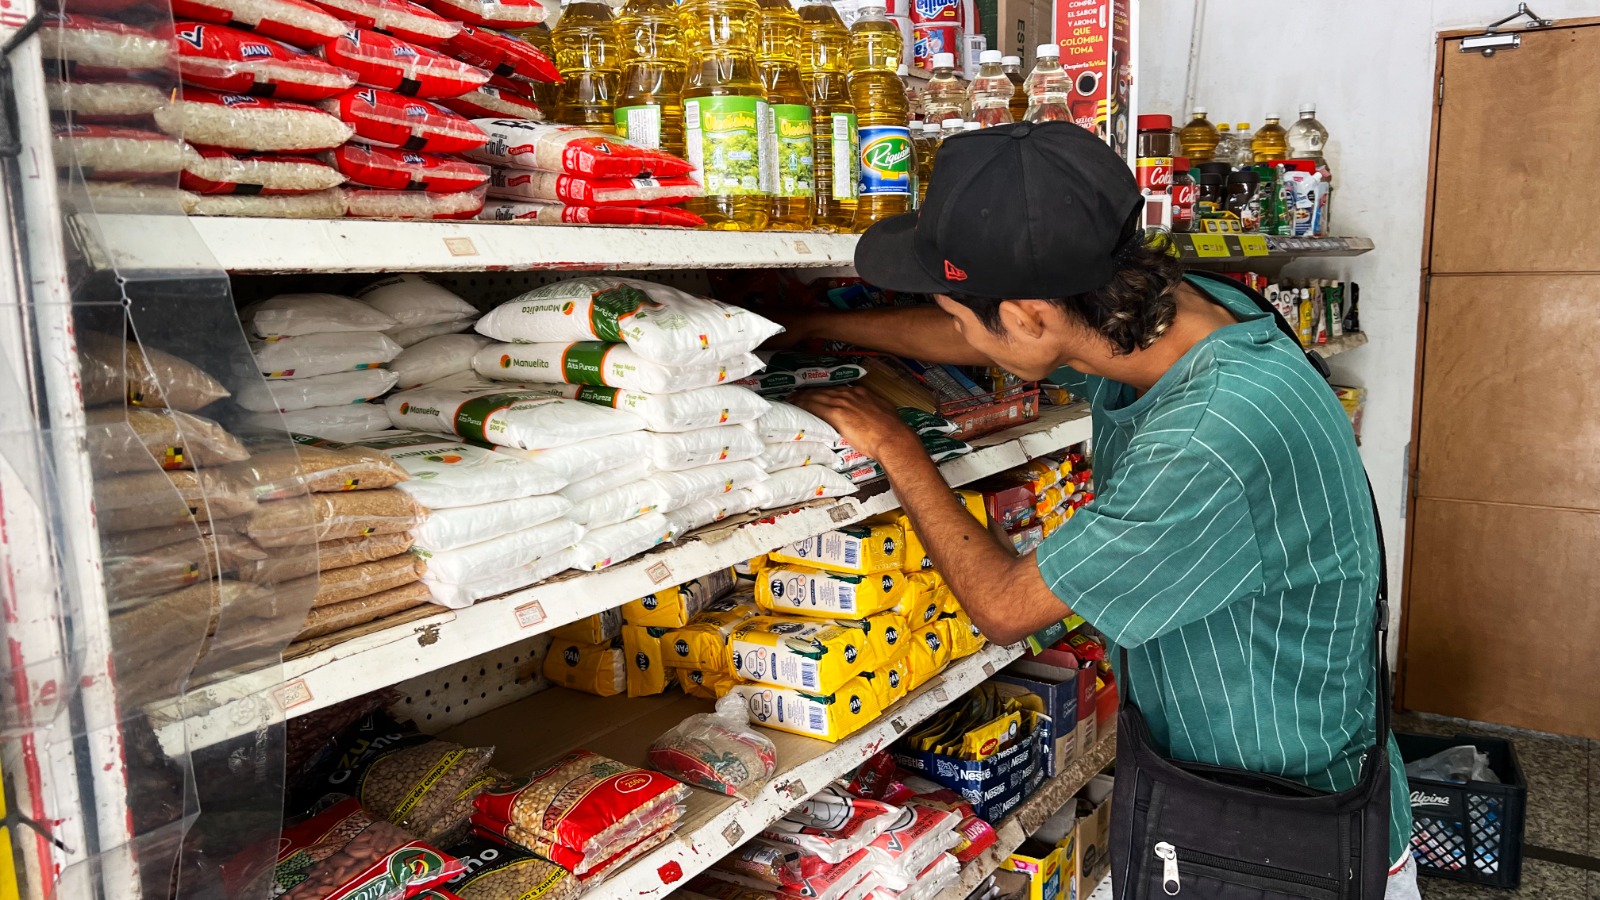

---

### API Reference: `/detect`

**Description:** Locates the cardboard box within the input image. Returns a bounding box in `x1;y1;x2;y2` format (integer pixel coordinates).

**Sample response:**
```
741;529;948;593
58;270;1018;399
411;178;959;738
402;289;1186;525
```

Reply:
995;663;1079;776
1052;0;1131;159
1064;775;1114;900
896;709;1050;821
980;0;1053;69
1000;840;1065;900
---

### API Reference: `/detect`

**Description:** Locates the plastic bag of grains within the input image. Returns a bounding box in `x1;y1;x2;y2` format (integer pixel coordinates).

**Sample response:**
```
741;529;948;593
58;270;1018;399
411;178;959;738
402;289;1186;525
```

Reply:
65;182;196;215
327;88;488;153
645;426;762;471
272;797;464;900
649;461;766;511
41;12;169;70
559;459;652;504
383;376;645;448
241;441;410;497
171;0;347;46
52;124;194;179
552;384;769;433
390;318;475;347
329;143;491;192
565;513;672;571
164;22;357;102
486;169;701;206
466;119;693;177
743;402;842;444
95;467;259;532
421;0;545;27
181;146;346;195
421;547;572;608
411;492;571;552
412;518;582;582
253;331;404;379
86;407;249;473
45;80;167;120
745;465;855;510
472;342;761;394
155;89;355;152
243;292;399;337
78;332;231;411
438;84;543;121
388;334;491;389
235;367;399;412
295;581;435;640
358;431;567;506
308;0;461;46
322;29;489;98
489;430;649;483
478;200;704;228
243;487;425;546
441;833;578;900
441;25;558;81
343;185;486;219
663;490;756;537
190;188;349;217
565;475;666;528
648;694;777;799
295;552;424;607
236;530;414;583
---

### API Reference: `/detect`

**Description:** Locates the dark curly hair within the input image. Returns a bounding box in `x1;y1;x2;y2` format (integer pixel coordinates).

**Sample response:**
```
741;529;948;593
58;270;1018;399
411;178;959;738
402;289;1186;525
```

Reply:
946;233;1185;356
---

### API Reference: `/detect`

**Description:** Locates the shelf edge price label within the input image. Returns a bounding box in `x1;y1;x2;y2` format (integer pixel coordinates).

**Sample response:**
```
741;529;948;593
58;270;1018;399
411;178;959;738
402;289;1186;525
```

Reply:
1238;235;1269;257
1190;234;1231;258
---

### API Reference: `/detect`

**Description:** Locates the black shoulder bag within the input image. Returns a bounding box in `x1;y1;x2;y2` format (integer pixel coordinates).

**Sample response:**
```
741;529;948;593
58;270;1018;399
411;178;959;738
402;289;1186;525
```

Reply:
1109;269;1394;899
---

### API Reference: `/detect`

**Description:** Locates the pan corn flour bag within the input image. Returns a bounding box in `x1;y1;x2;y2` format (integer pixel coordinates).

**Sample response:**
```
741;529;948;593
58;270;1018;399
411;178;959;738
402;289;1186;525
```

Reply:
726;676;880;742
662;597;759;671
768;522;905;576
729;615;870;695
756;565;906;620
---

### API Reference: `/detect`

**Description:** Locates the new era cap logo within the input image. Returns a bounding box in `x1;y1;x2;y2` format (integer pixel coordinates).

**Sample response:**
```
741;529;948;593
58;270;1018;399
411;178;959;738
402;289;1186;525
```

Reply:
943;260;968;281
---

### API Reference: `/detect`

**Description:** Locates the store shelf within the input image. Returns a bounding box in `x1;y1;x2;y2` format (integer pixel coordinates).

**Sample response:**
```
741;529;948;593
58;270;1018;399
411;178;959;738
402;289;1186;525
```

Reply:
146;404;1093;755
74;214;863;275
1169;233;1373;264
1087;875;1113;900
933;736;1119;900
1313;330;1368;358
441;641;1026;900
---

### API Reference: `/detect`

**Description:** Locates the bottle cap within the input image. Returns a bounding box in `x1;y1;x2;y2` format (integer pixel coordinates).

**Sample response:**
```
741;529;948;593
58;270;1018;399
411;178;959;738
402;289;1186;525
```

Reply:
933;52;955;68
1173;156;1190;170
1001;55;1021;65
1192;106;1207;115
979;49;1001;63
963;121;981;130
1236;122;1250;129
1217;123;1230;132
1036;43;1058;58
1299;102;1315;115
897;64;909;76
1137;114;1172;131
941;117;964;126
1265;113;1280;121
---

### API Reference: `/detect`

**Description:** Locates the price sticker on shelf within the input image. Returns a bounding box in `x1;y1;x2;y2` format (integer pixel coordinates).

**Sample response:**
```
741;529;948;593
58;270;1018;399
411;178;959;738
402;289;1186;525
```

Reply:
515;600;546;628
1190;234;1231;258
443;237;478;257
1238;235;1269;256
272;679;313;711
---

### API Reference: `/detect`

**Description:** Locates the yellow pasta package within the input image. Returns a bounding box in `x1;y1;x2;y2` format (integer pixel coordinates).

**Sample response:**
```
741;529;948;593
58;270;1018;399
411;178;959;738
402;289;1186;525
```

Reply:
899;572;946;626
661;596;759;671
622;585;685;628
943;608;987;659
542;639;625;697
622;624;671;698
676;667;738;699
729;615;870;695
727;676;881;742
864;654;912;710
767;522;905;575
756;565;906;620
549;608;623;644
906;620;952;692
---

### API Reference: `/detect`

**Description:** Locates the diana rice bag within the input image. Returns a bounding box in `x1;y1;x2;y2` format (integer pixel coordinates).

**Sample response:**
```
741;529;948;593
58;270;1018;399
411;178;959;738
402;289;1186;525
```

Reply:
384;375;644;449
555;384;769;433
359;431;567;506
756;566;906;620
728;615;870;695
727;676;880;743
473;342;762;394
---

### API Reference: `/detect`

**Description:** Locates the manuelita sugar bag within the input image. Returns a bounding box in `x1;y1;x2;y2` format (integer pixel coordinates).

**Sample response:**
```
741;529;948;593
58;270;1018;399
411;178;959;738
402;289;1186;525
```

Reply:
358;431;567;506
475;276;782;367
171;0;347;48
664;490;756;537
384;376;643;449
165;22;357;102
479;200;704;228
553;384;768;433
248;405;393;442
441;25;557;81
322;29;488;99
330;142;490;191
355;274;478;329
757;440;837;472
252;331;403;379
487;169;701;207
564;511;673;571
182;146;345;195
243;292;398;337
155;89;354;152
744;402;842;444
473;342;761;394
466;119;694;177
413;517;581;582
389;333;491;388
646;426;762;471
236;368;398;412
309;0;461;46
391;318;475;347
326;87;487;153
745;465;855;509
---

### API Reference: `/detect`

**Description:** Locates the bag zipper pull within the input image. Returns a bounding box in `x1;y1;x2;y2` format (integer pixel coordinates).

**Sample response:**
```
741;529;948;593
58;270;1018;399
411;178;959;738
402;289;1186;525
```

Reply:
1155;842;1179;895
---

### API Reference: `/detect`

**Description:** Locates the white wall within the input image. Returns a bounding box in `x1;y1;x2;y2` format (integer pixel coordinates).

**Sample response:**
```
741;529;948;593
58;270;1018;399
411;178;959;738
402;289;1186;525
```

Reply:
1136;0;1597;640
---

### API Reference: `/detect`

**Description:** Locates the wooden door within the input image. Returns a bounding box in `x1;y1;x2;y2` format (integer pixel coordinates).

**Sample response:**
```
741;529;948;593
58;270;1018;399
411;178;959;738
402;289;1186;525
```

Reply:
1402;20;1600;738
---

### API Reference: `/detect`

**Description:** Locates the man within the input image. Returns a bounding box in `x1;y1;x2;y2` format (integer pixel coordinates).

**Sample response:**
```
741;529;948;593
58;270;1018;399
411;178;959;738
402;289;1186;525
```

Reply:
785;121;1418;896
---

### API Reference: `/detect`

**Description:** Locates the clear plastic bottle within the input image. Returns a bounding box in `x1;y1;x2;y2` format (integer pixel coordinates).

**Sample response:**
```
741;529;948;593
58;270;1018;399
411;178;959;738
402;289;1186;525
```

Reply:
921;51;967;125
914;120;936;205
1022;44;1071;123
758;0;814;229
614;0;686;154
1178;106;1219;162
1287;103;1329;161
1229;121;1254;167
1211;122;1234;165
1251;114;1288;163
939;116;964;139
966;49;1012;127
1000;54;1026;122
509;23;561;114
553;0;621;133
848;3;913;231
797;0;857;231
681;0;771;229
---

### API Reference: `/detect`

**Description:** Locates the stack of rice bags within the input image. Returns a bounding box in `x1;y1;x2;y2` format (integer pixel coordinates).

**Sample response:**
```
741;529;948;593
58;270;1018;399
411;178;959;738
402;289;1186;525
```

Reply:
469;121;707;228
745;402;858;508
467;276;778;557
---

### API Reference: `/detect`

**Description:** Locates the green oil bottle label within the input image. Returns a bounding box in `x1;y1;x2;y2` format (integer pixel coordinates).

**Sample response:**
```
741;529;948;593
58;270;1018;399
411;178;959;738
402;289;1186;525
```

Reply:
685;96;768;197
858;124;912;196
830;112;858;201
615;104;663;150
772;104;815;198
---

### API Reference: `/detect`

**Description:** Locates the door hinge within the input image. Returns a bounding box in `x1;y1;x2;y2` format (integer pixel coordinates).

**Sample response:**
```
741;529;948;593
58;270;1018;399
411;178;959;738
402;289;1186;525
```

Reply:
1437;74;1445;106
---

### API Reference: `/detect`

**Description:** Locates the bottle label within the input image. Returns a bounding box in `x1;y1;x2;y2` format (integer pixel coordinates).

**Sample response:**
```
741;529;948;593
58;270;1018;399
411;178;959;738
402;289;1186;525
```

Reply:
830;112;858;201
857;124;912;197
1136;156;1172;193
685;96;768;197
772;104;815;198
615;104;663;150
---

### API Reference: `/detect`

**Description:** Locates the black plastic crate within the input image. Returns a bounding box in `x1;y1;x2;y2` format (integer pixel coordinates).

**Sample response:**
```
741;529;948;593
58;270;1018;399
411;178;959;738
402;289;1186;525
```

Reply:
1395;731;1527;889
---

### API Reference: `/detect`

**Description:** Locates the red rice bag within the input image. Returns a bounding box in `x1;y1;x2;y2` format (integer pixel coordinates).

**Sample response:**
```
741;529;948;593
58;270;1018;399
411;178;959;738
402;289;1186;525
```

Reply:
322;28;488;98
310;0;462;47
440;25;558;81
487;169;699;206
41;13;170;72
761;787;901;864
343;185;485;218
52;124;192;180
437;84;542;121
182;145;345;193
466;119;694;177
170;0;347;51
422;0;546;28
478;199;703;228
272;797;464;900
325;87;487;153
156;89;355;152
329;141;488;190
167;22;357;102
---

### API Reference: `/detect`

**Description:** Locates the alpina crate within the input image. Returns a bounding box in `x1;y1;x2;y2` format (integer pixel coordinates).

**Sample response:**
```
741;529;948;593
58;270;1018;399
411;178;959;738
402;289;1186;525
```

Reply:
1395;731;1526;889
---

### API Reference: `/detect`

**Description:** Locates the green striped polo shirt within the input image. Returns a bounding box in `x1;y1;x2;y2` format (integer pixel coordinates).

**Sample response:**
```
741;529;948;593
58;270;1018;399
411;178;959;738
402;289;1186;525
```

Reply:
1039;274;1411;865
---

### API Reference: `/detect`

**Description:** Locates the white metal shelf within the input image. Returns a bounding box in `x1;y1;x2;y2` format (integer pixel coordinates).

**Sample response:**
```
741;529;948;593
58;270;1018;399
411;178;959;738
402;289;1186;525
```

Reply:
147;403;1093;755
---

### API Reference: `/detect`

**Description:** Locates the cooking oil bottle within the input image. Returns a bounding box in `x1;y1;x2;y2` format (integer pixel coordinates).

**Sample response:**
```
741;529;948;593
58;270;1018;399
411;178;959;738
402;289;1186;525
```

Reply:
967;49;1012;126
1001;54;1026;121
921;51;966;125
681;0;771;229
848;3;912;231
553;0;621;133
614;0;686;155
509;22;561;114
796;0;856;231
757;0;814;228
1022;44;1070;123
1251;114;1288;163
1178;106;1219;162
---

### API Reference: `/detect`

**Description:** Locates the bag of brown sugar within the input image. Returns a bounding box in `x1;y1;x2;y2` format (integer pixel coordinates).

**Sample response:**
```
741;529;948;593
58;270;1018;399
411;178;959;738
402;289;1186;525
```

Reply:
96;467;259;532
78;331;230;411
245;489;425;547
235;440;408;500
86;407;250;474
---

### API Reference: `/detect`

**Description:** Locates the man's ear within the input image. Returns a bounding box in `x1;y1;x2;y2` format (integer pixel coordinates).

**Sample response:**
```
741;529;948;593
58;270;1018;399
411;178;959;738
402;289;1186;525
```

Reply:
997;299;1053;342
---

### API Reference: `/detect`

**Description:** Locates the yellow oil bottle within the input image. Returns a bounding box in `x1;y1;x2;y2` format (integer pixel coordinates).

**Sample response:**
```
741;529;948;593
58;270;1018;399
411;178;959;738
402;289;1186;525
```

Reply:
615;0;686;155
796;0;856;231
681;0;771;229
509;22;561;115
757;0;814;229
848;3;912;231
552;0;620;133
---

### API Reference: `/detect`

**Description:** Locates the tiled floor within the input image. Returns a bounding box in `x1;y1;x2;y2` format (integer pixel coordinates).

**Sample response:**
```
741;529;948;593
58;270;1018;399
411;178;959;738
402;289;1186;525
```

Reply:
1392;712;1599;899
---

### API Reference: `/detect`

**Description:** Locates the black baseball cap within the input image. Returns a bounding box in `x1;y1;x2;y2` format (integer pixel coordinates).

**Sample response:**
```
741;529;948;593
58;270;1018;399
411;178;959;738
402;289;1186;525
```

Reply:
855;121;1143;299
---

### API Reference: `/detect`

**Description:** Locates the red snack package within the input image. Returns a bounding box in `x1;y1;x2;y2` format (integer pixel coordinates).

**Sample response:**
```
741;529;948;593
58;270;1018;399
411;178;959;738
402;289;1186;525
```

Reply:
322;28;489;98
440;25;558;81
329;141;488;190
310;0;462;47
422;0;546;28
156;89;355;152
170;0;348;49
466;119;694;178
844;751;900;801
478;199;704;228
437;84;543;120
486;170;700;206
273;797;464;900
1065;630;1105;662
343;184;486;218
182;145;345;194
325;87;488;153
166;22;357;102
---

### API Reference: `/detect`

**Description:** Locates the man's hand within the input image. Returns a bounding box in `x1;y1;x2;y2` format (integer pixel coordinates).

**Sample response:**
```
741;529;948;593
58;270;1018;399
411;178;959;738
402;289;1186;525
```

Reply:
790;386;922;461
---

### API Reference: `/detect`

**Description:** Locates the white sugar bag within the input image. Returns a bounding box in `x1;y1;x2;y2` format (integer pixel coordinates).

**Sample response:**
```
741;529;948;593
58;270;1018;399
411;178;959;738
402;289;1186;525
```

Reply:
241;293;397;338
474;276;783;366
560;459;654;504
413;517;583;584
567;512;672;572
423;548;574;609
567;476;670;528
390;334;493;389
236;368;398;412
650;461;766;511
492;431;651;484
896;854;960;900
390;318;476;348
356;275;479;330
360;432;567;507
244;404;393;441
412;493;573;552
552;383;769;433
746;464;855;509
383;377;644;449
252;332;403;379
665;489;757;538
648;426;763;471
757;440;838;472
473;341;762;394
745;402;842;444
